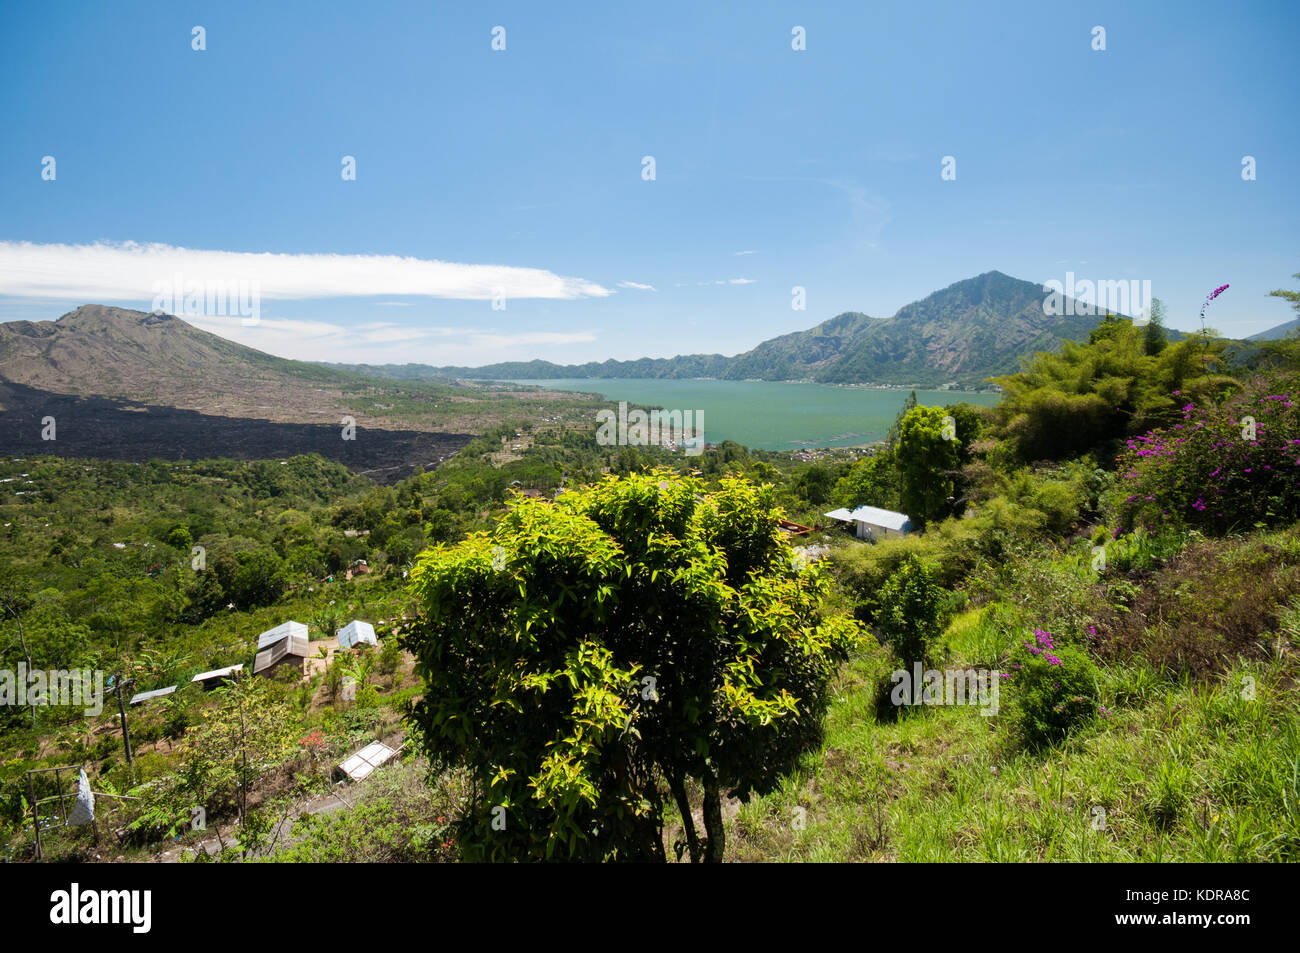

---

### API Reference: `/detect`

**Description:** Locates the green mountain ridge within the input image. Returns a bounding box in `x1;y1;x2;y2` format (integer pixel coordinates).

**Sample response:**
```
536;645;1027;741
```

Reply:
328;271;1129;388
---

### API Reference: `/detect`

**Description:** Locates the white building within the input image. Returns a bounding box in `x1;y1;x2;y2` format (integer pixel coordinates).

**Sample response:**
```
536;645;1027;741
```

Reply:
337;620;378;650
824;505;915;540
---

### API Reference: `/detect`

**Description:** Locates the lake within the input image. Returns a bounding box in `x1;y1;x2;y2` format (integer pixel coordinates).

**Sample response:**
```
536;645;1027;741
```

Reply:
516;379;999;451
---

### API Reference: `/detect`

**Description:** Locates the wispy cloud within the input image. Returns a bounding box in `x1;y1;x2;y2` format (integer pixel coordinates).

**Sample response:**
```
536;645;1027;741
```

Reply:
734;250;758;256
0;240;612;303
617;280;656;291
183;313;596;365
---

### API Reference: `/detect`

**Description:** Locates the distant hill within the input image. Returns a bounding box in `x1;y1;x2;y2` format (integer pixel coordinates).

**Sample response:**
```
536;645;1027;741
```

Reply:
328;271;1119;388
1247;318;1300;341
0;304;365;418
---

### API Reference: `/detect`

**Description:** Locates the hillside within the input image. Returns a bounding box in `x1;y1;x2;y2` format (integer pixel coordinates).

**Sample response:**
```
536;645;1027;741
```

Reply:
329;272;1115;388
0;305;599;479
1248;317;1300;341
0;305;393;422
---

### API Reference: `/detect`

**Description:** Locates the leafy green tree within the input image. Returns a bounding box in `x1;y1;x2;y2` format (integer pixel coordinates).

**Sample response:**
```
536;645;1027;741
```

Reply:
874;555;947;686
992;318;1235;461
833;450;900;510
403;469;861;862
896;406;960;525
885;390;918;450
134;675;293;857
230;550;287;610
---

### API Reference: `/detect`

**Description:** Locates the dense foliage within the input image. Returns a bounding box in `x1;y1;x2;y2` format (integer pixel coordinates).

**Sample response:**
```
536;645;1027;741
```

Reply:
402;469;862;861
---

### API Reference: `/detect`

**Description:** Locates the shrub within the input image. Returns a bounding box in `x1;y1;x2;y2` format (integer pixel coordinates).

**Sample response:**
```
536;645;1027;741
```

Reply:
874;554;947;669
377;636;401;676
1003;629;1101;748
1116;374;1300;535
1092;532;1300;677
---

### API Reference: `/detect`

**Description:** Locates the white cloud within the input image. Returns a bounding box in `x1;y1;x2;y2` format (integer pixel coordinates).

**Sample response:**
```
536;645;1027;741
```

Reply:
617;280;656;291
734;250;758;256
0;240;612;303
182;313;597;365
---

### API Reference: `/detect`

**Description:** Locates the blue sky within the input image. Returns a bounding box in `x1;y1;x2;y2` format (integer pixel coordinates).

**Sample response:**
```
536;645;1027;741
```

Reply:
1;0;1297;365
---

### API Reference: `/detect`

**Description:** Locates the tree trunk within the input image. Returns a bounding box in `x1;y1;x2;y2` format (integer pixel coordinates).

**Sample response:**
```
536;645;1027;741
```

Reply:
668;772;702;863
702;773;725;863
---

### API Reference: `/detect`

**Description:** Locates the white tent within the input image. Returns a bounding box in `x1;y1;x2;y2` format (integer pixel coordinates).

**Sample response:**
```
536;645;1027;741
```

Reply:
337;620;378;650
257;620;309;651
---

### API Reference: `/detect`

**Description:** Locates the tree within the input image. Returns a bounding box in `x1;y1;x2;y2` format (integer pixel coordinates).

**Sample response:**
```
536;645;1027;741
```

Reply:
991;318;1235;461
230;550;287;610
403;469;862;862
1143;297;1169;356
875;555;947;698
895;406;960;525
1267;272;1300;315
833;450;900;510
885;390;918;450
136;675;294;857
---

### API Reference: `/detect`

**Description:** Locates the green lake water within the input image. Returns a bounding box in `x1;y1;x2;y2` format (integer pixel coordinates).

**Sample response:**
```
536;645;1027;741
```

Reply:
516;379;999;451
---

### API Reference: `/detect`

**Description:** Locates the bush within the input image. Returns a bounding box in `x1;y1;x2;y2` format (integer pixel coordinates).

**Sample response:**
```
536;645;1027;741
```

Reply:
874;555;947;669
1116;373;1300;535
1092;531;1300;677
1003;629;1102;749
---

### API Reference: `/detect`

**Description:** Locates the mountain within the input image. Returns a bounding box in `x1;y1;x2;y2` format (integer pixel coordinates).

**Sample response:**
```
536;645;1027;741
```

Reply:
0;305;488;480
0;304;363;420
1247;318;1300;341
329;271;1112;388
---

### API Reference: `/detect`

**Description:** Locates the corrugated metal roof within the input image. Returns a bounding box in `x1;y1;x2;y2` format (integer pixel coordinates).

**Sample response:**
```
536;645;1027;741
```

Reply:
337;620;377;649
191;663;243;683
253;631;311;674
129;685;177;705
337;741;397;781
847;505;913;531
257;620;309;650
826;505;913;532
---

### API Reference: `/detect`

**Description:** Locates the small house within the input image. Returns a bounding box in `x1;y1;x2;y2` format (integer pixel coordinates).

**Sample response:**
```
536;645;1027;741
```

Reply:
256;620;308;652
337;620;377;650
824;505;914;541
254;628;311;677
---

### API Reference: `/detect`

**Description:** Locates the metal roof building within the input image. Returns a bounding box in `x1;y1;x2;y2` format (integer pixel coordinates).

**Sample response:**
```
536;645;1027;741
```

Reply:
129;685;177;706
253;628;311;675
191;664;243;688
825;505;915;539
336;620;378;650
257;620;309;651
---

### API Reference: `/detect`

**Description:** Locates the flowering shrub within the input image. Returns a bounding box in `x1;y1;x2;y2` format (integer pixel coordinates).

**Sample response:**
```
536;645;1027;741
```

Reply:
1116;374;1300;535
1003;629;1101;748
